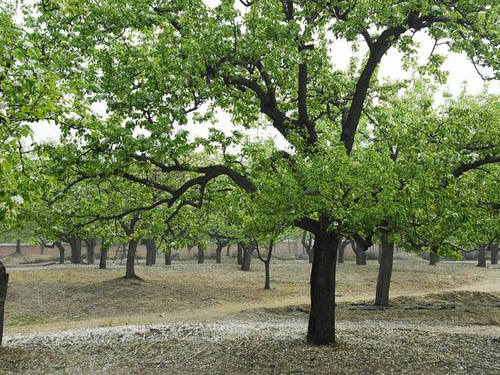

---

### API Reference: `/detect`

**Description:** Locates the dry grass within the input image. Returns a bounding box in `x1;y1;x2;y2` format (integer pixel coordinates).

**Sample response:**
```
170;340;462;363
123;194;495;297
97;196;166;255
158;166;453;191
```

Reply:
2;254;498;334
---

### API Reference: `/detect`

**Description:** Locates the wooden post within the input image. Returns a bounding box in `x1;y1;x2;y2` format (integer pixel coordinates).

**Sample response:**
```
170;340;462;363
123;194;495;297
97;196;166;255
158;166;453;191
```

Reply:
0;260;9;346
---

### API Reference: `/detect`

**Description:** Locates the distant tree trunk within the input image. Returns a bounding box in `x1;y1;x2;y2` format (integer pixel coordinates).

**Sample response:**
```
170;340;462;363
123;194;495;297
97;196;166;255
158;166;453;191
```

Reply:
226;244;231;257
215;243;224;264
165;249;172;265
85;238;96;265
337;238;349;264
0;261;8;346
307;218;339;345
125;239;139;279
40;242;44;255
15;239;21;254
69;237;82;264
240;243;254;271
237;243;243;265
375;231;394;307
354;241;367;265
490;244;498;265
99;246;108;269
429;250;439;265
56;242;65;264
301;231;314;264
477;248;486;268
143;239;157;266
197;245;205;264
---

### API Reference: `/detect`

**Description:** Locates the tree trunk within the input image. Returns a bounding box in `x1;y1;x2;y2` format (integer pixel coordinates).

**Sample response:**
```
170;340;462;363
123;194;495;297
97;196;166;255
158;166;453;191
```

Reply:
354;241;367;265
375;231;394;307
490;244;498;265
215;244;224;264
237;244;243;265
226;244;231;257
307;221;339;345
477;248;486;268
69;237;82;264
429;251;439;265
241;243;253;271
125;239;139;279
0;261;8;346
165;249;172;265
337;239;347;264
15;239;21;254
197;245;205;264
144;239;157;266
85;238;96;265
99;246;108;269
40;242;44;255
56;242;65;264
264;261;270;289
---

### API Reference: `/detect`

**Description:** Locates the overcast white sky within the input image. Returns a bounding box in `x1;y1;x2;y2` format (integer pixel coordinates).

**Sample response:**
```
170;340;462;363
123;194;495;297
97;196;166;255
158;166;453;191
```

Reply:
31;13;499;145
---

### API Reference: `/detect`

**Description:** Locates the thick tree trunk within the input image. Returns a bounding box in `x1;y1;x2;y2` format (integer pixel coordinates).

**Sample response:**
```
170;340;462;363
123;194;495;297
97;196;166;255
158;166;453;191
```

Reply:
99;246;108;269
69;237;82;264
125;240;139;279
197;245;205;264
307;223;339;345
241;244;253;271
237;244;243;265
375;231;394;307
56;242;65;264
226;244;231;257
490;244;498;265
165;249;172;266
0;261;8;346
15;239;21;254
85;238;96;265
477;248;486;268
354;241;367;265
215;244;224;264
429;251;439;265
308;249;314;263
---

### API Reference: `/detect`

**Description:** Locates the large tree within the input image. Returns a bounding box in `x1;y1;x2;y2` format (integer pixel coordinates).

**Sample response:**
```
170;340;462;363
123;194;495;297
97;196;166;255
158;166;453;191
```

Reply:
31;0;500;345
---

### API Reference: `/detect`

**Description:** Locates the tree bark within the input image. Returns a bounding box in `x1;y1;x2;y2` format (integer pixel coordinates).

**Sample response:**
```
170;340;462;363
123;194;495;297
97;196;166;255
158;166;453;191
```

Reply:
354;241;367;265
215;244;224;264
241;243;254;271
56;242;65;264
165;249;172;265
15;239;21;254
490;243;498;265
264;261;270;290
375;231;394;307
143;239;157;266
197;245;205;264
69;237;82;264
85;238;96;265
477;248;486;268
40;242;44;255
307;220;339;345
429;250;439;265
337;238;349;264
0;261;8;346
99;246;108;269
301;230;314;264
237;243;243;265
226;244;231;257
125;239;139;278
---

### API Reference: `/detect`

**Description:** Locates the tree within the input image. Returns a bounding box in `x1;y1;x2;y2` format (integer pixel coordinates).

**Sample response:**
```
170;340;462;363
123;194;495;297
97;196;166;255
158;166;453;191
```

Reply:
32;0;500;345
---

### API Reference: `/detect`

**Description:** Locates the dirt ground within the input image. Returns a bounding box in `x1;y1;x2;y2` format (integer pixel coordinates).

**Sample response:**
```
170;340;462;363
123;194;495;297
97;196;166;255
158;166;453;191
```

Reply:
1;254;499;374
